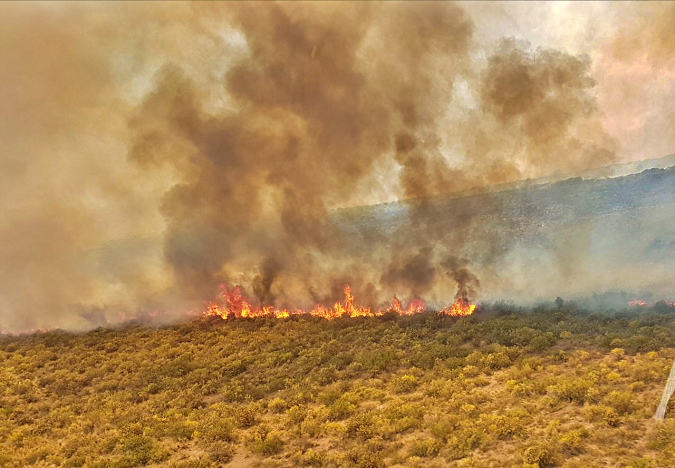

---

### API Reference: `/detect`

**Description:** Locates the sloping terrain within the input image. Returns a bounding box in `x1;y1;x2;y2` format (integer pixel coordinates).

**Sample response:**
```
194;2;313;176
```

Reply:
333;165;675;303
1;305;674;467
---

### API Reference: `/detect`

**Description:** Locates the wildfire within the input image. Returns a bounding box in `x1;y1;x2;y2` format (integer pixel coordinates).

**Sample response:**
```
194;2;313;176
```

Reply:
628;299;674;307
204;284;476;320
439;298;477;317
628;300;647;307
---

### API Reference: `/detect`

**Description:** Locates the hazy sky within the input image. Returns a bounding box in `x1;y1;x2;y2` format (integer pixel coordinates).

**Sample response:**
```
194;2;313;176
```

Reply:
1;2;673;331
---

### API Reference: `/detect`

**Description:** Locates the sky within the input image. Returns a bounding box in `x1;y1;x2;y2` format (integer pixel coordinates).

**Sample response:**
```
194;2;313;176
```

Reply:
1;2;673;332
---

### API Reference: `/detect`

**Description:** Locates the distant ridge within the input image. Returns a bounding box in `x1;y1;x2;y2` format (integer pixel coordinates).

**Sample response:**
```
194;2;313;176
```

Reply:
576;154;675;180
334;154;675;213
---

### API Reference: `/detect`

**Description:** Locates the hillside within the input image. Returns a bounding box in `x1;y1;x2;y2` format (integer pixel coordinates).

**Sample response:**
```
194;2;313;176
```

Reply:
2;305;674;468
332;165;675;303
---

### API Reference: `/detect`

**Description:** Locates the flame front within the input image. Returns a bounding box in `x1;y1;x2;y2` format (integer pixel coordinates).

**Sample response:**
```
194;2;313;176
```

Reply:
439;298;477;317
204;284;476;320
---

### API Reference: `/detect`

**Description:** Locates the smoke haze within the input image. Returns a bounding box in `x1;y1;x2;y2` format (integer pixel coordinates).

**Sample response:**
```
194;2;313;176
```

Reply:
1;2;673;331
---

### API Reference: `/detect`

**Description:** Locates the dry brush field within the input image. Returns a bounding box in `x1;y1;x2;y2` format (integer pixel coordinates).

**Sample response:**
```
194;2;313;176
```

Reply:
1;304;675;468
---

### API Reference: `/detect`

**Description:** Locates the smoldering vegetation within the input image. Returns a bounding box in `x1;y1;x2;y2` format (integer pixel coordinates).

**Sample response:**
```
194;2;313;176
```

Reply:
0;2;674;332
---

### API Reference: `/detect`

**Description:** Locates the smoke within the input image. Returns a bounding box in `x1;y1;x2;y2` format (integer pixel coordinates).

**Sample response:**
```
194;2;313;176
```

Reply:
252;256;282;305
442;257;481;303
0;2;671;332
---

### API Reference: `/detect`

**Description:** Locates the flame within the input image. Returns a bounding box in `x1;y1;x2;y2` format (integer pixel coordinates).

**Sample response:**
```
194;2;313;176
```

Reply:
439;298;477;317
628;300;648;307
628;299;674;307
204;284;476;320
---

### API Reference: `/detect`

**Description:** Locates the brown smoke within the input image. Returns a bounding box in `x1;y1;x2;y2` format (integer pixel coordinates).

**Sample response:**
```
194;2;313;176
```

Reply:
3;2;671;332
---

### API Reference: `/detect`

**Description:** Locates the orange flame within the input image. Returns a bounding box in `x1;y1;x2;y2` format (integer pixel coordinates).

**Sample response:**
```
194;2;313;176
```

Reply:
628;299;674;307
439;298;477;317
204;284;475;320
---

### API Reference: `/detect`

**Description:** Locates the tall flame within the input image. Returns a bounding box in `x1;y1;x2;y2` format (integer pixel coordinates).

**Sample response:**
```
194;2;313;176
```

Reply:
204;284;475;320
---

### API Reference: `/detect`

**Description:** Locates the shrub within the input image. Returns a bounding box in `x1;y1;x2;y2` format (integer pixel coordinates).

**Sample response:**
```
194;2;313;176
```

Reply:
247;426;284;456
486;351;511;370
169;457;213;468
200;418;236;442
345;448;385;468
346;413;378;440
523;442;558;467
165;420;197;440
206;441;235;464
547;378;591;404
430;417;460;442
297;449;327;466
408;438;441;457
480;411;525;439
328;398;357;421
647;419;675;458
559;428;588;454
286;405;308;425
391;374;419;393
268;397;288;413
118;435;169;466
446;427;486;460
233;405;259;427
604;390;634;415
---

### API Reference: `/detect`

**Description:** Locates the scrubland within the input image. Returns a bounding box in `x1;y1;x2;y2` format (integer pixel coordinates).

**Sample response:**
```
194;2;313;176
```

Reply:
1;303;674;468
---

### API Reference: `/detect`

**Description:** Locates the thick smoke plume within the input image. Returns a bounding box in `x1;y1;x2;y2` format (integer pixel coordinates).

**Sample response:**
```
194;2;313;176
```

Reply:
0;2;672;331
